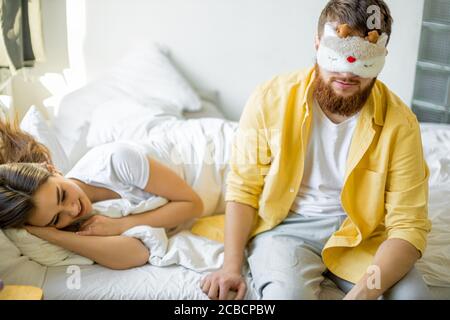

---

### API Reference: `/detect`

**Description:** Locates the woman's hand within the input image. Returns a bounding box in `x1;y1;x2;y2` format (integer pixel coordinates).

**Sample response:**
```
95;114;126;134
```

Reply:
76;215;128;237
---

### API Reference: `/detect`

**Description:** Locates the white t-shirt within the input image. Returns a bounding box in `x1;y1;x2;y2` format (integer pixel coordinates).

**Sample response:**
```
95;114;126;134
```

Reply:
290;99;360;217
66;142;153;204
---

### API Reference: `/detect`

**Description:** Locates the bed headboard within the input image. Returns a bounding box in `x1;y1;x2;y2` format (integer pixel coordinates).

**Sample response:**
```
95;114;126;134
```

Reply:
69;0;424;120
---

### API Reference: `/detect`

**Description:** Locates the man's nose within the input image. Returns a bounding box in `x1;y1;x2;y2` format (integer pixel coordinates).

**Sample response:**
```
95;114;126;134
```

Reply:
339;72;358;79
338;73;360;82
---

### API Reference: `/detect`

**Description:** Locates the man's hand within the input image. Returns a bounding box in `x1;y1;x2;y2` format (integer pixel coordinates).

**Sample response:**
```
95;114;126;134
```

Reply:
343;278;374;300
200;268;247;300
343;239;422;300
77;215;128;236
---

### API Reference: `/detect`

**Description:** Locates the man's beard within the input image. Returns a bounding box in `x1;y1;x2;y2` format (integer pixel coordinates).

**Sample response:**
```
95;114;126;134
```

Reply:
313;64;376;117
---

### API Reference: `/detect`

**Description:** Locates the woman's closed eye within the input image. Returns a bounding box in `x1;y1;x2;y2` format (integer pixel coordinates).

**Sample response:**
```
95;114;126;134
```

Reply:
49;212;61;227
50;189;66;226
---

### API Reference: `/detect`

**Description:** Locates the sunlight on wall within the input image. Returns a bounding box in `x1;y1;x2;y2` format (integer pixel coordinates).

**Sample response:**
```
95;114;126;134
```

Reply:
66;0;87;86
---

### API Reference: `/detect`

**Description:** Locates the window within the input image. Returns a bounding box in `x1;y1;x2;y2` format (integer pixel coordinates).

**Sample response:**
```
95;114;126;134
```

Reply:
412;0;450;123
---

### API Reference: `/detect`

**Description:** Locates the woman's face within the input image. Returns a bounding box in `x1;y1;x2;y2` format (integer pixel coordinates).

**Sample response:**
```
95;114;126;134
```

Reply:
27;175;93;229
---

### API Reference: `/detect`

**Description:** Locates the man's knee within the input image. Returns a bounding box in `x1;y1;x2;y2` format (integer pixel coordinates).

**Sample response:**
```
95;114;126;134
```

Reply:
383;268;432;300
383;284;432;300
249;236;326;300
261;279;319;300
383;287;432;300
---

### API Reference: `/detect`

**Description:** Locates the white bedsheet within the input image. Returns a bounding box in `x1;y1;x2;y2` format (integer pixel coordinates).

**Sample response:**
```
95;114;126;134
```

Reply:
41;261;450;300
124;228;224;273
416;124;450;287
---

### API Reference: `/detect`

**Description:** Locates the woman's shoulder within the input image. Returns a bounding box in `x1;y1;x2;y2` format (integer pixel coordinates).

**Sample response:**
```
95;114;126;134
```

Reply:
84;142;144;161
66;142;144;177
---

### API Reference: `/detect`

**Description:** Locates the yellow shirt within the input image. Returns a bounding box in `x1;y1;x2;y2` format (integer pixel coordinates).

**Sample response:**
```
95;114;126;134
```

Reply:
192;66;431;284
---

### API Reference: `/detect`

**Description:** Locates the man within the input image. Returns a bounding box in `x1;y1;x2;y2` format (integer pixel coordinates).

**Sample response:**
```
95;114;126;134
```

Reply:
194;0;431;300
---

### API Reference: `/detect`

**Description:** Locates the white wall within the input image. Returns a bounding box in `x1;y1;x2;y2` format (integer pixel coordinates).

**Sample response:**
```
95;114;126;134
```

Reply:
13;0;424;121
380;0;424;106
12;0;69;119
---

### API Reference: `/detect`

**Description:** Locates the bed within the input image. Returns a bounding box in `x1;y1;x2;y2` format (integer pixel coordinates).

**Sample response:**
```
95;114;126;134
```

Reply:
41;119;450;300
1;44;450;300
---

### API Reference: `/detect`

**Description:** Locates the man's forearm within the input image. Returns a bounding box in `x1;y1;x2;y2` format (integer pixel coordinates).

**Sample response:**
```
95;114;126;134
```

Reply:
345;238;421;300
223;202;256;273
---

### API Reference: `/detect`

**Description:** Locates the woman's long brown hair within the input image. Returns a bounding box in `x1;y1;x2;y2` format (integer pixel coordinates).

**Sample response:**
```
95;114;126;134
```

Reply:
0;117;54;228
0;117;52;165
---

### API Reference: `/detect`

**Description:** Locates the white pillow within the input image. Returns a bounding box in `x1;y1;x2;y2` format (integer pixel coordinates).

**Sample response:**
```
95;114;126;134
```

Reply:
183;100;226;120
53;43;201;150
20;106;70;174
106;43;202;112
57;121;91;171
87;97;226;148
3;228;94;267
0;230;47;287
86;97;181;147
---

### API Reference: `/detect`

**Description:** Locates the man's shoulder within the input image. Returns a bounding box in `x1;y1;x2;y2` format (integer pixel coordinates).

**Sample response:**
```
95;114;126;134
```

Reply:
377;81;420;131
256;67;315;98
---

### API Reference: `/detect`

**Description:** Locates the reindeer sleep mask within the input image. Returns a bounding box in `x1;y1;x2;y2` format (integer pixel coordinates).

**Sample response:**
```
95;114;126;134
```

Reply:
317;23;388;78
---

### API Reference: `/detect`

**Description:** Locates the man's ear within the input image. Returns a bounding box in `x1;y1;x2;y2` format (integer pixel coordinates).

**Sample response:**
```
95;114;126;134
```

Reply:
315;35;320;51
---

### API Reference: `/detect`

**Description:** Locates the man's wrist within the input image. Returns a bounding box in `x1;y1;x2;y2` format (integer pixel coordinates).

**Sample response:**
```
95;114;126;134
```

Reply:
345;286;370;300
346;276;382;300
223;261;242;274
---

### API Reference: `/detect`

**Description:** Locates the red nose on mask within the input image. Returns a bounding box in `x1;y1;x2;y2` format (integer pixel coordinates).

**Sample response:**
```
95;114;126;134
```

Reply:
347;56;357;63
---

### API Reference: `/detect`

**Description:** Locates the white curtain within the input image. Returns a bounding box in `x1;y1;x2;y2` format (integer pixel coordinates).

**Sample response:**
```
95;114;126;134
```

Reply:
0;0;45;75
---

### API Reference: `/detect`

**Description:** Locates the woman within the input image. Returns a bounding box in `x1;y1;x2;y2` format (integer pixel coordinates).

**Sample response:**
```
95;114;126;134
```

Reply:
0;121;204;270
